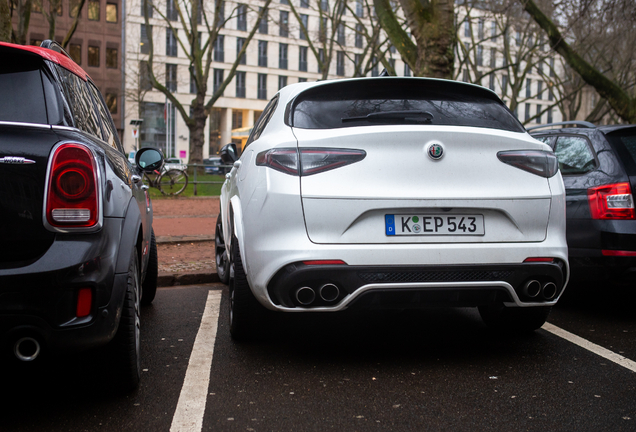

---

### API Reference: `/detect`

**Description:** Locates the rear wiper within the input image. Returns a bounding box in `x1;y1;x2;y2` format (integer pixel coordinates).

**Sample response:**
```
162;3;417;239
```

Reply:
342;110;434;124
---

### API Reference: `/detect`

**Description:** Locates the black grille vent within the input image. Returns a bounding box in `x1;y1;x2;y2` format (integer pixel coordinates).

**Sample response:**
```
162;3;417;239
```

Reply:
358;270;514;284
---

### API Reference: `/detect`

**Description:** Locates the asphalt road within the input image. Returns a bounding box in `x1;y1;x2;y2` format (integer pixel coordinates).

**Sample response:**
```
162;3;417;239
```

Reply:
2;282;636;432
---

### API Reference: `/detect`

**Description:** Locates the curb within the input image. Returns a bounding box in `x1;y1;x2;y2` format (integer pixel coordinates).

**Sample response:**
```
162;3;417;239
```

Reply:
158;270;221;287
156;235;214;245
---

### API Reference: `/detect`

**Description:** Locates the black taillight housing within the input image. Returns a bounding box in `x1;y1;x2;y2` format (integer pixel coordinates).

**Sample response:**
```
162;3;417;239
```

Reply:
497;150;558;178
45;143;101;229
256;148;366;176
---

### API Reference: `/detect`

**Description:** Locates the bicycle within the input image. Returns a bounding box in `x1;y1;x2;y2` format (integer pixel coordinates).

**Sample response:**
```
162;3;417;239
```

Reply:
143;167;189;195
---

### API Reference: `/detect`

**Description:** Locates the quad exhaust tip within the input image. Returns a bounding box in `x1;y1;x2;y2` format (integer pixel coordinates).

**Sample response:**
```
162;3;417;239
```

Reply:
319;284;340;302
14;337;41;362
522;280;541;298
542;282;557;300
296;287;316;306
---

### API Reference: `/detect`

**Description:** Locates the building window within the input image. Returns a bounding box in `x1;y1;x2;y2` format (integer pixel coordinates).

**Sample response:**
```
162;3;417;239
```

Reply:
476;45;483;66
279;11;288;37
258;40;267;67
299;14;308;40
299;46;308;72
462;68;469;82
337;23;345;45
502;75;508;95
525;103;531;121
69;44;81;64
166;29;178;56
237;3;247;31
259;7;268;34
279;43;288;69
232;110;243;129
105;93;117;114
490;47;496;68
537;60;543;74
278;75;287;90
236;37;246;65
166;0;178;20
404;62;411;77
88;0;99;20
190;70;197;93
141;0;153;17
140;61;152;91
478;18;484;40
140;24;151;54
491;21;497;41
32;0;42;12
30;39;43;47
547;108;553;123
537;80;543;100
336;51;345;76
550;58;555;77
298;77;307;83
371;56;378;76
300;0;309;7
213;68;224;94
257;73;267;100
106;3;117;22
319;17;327;43
464;20;470;38
548;87;554;101
106;47;117;68
215;0;223;27
88;46;100;67
355;0;363;16
536;104;542;123
235;71;246;98
526;78;532;98
320;0;328;11
214;35;224;62
318;48;325;73
70;0;82;17
489;73;495;90
52;1;63;15
166;64;177;91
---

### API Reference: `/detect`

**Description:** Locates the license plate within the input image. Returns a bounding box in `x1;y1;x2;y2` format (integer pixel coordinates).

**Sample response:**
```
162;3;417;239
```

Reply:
385;214;485;236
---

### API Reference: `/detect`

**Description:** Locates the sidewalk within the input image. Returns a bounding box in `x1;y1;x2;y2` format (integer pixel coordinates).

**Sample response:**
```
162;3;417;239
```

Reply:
152;196;221;287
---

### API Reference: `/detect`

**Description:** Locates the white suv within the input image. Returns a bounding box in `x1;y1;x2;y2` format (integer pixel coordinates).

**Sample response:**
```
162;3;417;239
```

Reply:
216;77;569;339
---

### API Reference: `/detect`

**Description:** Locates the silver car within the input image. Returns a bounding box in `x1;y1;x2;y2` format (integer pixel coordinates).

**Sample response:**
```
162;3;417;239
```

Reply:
216;77;568;340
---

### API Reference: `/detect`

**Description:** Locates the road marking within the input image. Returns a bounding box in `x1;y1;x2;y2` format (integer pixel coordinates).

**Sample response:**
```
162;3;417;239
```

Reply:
170;290;222;432
543;322;636;373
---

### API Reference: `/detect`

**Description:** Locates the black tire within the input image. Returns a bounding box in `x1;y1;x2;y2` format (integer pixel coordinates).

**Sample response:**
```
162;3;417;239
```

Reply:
215;214;230;285
141;228;158;305
228;236;265;340
109;250;142;391
158;169;188;195
478;304;552;334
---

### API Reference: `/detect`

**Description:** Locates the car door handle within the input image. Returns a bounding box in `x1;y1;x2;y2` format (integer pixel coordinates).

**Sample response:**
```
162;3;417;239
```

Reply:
132;174;142;183
233;161;242;168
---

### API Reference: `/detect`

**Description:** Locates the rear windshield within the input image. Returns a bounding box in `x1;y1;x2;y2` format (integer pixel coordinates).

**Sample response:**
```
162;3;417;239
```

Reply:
288;78;525;132
604;127;636;175
0;54;47;124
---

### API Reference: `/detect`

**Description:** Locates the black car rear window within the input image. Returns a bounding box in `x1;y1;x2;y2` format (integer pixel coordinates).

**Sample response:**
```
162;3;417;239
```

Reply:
288;78;525;132
604;127;636;175
0;54;48;124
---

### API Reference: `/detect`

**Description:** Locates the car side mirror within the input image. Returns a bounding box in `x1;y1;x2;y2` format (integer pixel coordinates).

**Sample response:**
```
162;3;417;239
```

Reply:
220;143;238;164
135;147;164;172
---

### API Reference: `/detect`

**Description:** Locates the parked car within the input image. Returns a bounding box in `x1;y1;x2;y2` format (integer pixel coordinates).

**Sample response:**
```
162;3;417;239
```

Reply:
204;156;230;175
216;77;569;340
529;121;636;284
0;40;163;390
164;157;187;171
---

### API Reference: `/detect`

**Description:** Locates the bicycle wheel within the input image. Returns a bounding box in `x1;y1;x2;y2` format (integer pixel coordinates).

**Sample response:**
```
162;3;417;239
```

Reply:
158;169;188;195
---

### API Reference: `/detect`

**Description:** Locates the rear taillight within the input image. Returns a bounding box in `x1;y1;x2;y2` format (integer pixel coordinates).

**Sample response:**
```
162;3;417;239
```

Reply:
256;148;366;176
588;182;635;220
497;150;558;178
46;143;100;228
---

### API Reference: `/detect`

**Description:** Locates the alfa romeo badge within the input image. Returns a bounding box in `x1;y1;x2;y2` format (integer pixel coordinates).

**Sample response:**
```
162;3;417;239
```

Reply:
427;143;444;160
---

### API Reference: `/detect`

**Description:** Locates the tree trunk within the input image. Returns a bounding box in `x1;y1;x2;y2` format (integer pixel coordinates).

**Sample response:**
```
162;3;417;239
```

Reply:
188;93;207;164
374;0;455;78
0;0;11;42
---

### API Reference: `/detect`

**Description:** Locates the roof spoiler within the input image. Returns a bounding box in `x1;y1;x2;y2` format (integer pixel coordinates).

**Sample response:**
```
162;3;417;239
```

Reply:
526;121;596;132
39;40;73;60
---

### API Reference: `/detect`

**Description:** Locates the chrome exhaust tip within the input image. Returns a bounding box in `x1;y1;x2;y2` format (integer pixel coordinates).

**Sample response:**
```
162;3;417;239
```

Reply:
522;280;541;298
295;287;316;306
319;283;340;302
14;337;41;362
542;282;557;300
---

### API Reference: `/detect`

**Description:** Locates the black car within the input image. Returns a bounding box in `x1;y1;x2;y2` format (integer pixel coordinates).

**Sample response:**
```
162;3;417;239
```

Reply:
0;41;163;390
529;121;636;283
203;156;230;175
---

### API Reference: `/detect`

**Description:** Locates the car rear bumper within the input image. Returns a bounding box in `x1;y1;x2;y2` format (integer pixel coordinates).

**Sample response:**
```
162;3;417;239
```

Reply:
0;217;127;354
266;261;566;311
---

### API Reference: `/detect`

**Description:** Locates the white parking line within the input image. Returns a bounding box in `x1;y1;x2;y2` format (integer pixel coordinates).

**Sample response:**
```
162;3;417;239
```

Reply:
170;290;222;432
543;322;636;373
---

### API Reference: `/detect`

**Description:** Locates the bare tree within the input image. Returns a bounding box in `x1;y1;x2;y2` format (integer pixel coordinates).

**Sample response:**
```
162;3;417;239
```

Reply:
142;0;272;164
0;0;11;42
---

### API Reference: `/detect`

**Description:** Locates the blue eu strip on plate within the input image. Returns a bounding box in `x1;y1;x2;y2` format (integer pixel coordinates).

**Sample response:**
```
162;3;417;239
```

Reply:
385;214;395;236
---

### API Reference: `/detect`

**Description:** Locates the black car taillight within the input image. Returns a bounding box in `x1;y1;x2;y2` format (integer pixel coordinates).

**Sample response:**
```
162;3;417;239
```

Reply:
588;182;635;220
46;143;100;228
256;148;366;176
497;150;558;178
